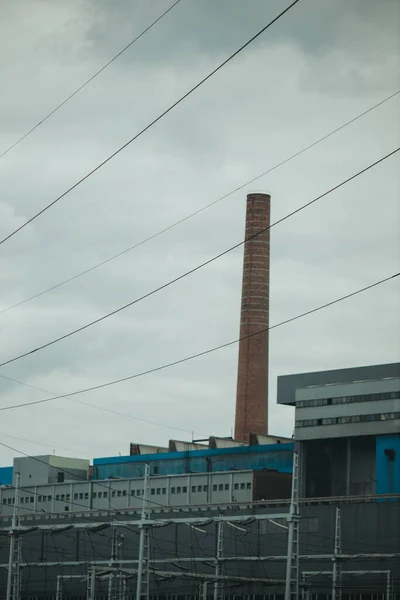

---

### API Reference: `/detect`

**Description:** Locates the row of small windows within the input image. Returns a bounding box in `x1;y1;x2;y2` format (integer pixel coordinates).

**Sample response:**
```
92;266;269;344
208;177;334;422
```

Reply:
296;390;400;408
1;482;252;506
296;411;400;428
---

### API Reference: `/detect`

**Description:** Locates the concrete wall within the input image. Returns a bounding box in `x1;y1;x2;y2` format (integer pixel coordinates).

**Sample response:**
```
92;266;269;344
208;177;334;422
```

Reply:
295;378;400;440
13;456;51;487
0;470;256;517
303;437;376;497
12;456;90;488
277;362;400;406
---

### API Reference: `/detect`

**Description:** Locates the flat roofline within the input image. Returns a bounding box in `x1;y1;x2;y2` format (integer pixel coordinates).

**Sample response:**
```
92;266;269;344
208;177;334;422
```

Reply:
277;362;400;406
94;443;294;466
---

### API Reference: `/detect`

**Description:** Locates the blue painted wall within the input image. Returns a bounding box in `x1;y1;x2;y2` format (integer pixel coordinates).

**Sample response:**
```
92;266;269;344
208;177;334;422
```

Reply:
93;443;294;480
0;466;13;486
376;434;400;494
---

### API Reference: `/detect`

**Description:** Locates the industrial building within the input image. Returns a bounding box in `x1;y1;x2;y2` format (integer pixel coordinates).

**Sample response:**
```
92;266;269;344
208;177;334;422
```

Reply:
0;193;399;598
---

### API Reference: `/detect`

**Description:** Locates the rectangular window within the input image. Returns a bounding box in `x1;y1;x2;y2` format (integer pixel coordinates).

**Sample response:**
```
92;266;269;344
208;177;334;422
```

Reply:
234;483;239;490
103;492;108;498
79;493;84;500
213;484;217;491
38;495;42;502
20;497;25;504
74;493;78;500
131;490;135;496
117;491;122;497
112;491;116;498
176;486;181;494
203;485;208;492
122;490;127;497
182;486;187;493
151;489;155;496
197;485;202;492
84;493;89;499
246;482;252;489
162;488;166;495
192;486;196;493
171;487;176;494
48;495;52;502
224;484;229;491
56;495;60;501
61;495;65;501
240;483;245;490
92;492;97;499
218;484;223;491
156;488;161;495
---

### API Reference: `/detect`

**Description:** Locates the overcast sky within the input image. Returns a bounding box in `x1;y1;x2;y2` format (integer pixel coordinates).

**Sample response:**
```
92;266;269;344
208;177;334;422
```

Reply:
0;0;399;467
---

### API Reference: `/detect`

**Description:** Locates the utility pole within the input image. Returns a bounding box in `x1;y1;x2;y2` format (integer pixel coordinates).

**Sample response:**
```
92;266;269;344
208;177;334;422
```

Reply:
136;464;151;600
213;521;224;600
332;506;342;600
6;472;21;600
201;581;208;599
116;534;126;600
108;524;117;600
56;575;62;600
285;451;300;600
87;568;96;600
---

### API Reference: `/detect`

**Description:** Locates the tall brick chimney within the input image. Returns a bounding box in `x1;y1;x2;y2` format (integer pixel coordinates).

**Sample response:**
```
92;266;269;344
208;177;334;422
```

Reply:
234;193;270;442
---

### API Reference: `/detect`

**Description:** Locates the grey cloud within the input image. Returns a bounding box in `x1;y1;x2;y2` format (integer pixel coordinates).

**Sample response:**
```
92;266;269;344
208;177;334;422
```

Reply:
0;0;399;466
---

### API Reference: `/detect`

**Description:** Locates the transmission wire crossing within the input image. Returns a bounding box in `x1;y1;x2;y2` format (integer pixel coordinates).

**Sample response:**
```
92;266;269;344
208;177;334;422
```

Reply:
0;1;299;246
2;89;397;317
0;1;181;160
0;271;398;413
0;147;398;370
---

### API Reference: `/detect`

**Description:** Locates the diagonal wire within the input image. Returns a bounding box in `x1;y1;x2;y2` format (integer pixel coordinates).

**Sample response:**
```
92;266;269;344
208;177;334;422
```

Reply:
0;270;398;413
0;0;182;160
0;1;299;246
1;89;398;316
0;146;398;369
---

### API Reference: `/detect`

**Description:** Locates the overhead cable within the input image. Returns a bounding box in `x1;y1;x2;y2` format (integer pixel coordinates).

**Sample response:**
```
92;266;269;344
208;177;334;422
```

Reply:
0;270;398;413
0;373;200;436
1;89;398;316
0;1;299;246
0;147;398;369
0;0;182;160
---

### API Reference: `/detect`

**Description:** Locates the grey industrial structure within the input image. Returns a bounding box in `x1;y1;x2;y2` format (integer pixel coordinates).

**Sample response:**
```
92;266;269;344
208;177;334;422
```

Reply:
1;192;399;598
0;362;399;599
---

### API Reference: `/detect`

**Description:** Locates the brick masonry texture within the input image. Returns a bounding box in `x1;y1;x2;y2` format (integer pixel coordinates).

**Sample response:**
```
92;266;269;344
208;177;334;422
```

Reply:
234;193;270;441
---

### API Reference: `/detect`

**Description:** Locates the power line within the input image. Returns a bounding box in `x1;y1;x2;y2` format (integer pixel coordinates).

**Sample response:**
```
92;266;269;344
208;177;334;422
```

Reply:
0;270;397;413
0;1;299;246
0;0;182;160
0;147;398;369
1;89;398;317
0;373;200;436
0;428;92;458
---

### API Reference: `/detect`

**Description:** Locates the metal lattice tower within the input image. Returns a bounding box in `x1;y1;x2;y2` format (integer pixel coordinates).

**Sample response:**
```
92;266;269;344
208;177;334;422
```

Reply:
285;451;300;600
6;472;21;600
213;521;224;600
332;506;342;600
136;464;151;600
56;576;62;600
87;568;96;600
108;525;118;600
